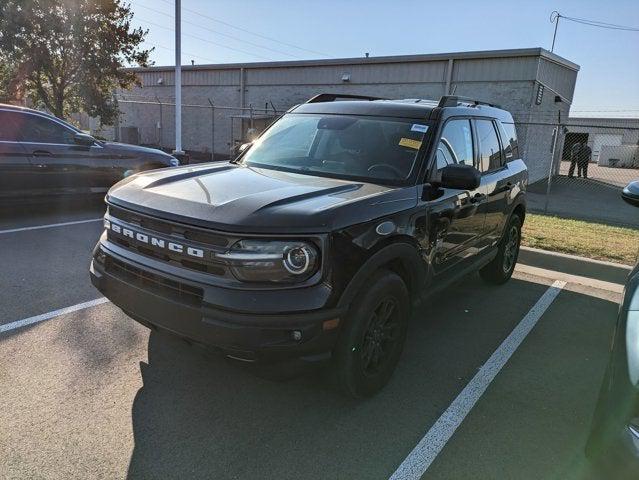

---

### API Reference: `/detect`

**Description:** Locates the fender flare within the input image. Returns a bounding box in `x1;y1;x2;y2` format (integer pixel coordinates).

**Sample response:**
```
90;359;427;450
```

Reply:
508;193;527;223
496;194;526;243
336;242;426;310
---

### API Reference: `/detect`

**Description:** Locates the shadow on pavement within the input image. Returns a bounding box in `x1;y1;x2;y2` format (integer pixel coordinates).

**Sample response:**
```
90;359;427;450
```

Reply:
0;194;106;229
123;276;615;480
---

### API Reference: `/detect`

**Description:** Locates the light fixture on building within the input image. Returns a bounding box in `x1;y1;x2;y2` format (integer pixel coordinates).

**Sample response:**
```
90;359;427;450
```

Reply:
341;73;351;82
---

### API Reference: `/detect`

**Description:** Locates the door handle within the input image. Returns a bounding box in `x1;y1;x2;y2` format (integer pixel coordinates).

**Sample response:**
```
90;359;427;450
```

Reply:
32;150;52;157
492;182;514;195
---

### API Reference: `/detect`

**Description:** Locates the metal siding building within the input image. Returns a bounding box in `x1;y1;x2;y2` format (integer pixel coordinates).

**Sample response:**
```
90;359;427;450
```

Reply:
106;48;579;182
560;117;639;168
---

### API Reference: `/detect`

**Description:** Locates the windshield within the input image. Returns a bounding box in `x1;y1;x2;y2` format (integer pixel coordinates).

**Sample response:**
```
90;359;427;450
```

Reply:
241;113;430;183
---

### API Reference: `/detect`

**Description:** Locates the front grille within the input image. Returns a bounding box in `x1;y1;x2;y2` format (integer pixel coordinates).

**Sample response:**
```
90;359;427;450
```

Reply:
109;235;227;276
109;205;230;247
105;256;203;307
106;205;232;277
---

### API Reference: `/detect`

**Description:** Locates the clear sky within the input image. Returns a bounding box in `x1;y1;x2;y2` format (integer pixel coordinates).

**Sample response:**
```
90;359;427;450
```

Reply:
129;0;639;117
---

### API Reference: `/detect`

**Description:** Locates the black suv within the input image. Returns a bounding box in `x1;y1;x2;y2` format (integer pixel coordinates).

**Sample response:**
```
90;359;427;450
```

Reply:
90;94;527;397
0;104;179;199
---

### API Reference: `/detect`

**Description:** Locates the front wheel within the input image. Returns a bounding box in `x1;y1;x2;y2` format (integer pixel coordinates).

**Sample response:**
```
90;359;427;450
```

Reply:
332;270;409;398
479;214;522;285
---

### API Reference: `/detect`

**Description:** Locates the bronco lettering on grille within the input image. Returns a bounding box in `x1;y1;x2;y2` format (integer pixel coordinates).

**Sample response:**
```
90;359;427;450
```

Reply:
104;219;205;258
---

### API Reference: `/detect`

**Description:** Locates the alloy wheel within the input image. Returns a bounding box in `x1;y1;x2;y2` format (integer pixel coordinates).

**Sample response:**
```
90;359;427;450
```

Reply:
360;297;401;376
502;225;519;273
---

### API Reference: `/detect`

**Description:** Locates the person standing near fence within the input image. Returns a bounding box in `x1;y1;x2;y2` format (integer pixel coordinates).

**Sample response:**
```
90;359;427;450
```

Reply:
568;142;591;178
578;142;591;179
568;142;580;177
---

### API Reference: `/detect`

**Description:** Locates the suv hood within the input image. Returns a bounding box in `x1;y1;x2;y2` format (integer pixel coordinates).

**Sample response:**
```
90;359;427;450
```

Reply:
106;163;417;233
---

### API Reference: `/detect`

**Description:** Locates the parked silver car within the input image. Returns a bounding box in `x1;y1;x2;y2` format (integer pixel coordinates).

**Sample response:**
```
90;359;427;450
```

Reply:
586;180;639;479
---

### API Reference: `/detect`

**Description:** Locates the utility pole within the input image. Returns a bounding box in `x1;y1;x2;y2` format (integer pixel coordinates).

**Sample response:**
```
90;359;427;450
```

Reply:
550;11;561;52
173;0;184;158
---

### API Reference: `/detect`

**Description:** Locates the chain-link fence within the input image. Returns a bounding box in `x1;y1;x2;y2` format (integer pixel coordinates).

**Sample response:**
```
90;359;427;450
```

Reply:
519;118;639;229
88;94;282;162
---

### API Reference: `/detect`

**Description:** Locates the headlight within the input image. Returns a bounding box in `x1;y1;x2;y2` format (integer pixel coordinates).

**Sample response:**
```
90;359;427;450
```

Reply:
217;239;319;283
169;157;180;167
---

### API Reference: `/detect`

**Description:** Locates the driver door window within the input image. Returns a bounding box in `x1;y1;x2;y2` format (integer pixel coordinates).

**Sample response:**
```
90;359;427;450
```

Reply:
21;115;76;144
436;119;474;171
436;140;456;169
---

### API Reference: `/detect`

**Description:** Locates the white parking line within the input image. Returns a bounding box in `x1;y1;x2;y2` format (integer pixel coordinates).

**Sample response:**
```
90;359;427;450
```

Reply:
0;218;103;235
0;298;110;334
389;279;567;480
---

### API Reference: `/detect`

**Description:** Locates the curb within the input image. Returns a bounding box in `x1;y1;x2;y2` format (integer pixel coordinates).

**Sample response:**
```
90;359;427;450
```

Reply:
518;246;633;286
515;264;624;294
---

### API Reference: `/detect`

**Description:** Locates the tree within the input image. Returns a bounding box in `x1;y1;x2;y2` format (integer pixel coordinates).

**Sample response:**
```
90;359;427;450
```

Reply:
0;59;20;102
0;0;152;123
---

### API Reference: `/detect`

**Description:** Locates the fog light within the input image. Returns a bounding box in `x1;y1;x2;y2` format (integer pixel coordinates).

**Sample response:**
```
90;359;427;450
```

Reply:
291;330;302;341
95;249;106;264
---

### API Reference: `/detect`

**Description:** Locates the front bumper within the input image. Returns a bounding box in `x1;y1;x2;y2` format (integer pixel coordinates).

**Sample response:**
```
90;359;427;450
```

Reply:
90;244;345;363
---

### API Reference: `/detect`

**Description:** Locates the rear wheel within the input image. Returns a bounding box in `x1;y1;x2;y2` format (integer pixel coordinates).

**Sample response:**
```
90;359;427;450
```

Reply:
479;214;522;285
332;270;409;398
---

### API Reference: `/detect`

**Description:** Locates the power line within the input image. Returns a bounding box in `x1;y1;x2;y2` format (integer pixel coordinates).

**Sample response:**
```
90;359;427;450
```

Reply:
154;0;331;57
145;41;219;64
550;11;639;51
136;17;276;61
133;2;300;59
561;14;639;32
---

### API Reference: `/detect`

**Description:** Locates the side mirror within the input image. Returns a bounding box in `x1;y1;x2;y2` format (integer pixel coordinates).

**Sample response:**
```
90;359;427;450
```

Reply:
439;164;481;190
622;181;639;207
74;132;96;146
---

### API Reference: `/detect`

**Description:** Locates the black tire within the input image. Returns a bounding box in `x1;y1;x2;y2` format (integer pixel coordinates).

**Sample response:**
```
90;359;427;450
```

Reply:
332;270;409;398
479;214;522;285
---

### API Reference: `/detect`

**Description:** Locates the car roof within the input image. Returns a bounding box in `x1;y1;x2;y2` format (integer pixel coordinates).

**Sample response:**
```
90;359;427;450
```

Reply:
0;103;44;115
290;98;514;122
0;103;81;131
0;102;61;120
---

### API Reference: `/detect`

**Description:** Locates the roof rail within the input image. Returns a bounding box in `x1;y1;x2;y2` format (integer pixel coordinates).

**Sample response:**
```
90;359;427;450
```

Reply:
437;95;500;109
305;93;386;104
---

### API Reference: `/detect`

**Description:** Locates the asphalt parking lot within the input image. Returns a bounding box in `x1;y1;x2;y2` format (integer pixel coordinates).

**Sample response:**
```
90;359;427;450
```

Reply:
0;199;623;480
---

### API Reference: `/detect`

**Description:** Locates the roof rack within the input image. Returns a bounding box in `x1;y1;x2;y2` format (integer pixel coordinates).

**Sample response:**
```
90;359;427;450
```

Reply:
305;93;386;104
437;95;500;109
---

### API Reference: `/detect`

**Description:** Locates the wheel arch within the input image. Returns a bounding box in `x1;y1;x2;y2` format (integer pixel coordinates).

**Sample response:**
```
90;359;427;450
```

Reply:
336;240;426;310
511;200;526;224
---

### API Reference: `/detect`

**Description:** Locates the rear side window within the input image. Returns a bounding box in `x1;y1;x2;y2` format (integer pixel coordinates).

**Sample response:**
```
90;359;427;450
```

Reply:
0;111;25;141
475;119;503;172
499;122;519;161
21;114;75;144
436;119;473;170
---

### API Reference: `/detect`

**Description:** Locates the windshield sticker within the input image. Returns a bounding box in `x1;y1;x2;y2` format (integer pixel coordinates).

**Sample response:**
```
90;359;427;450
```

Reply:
399;138;422;150
410;124;428;133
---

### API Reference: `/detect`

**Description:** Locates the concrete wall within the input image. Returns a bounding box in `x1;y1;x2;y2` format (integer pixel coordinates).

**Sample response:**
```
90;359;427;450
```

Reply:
96;48;579;182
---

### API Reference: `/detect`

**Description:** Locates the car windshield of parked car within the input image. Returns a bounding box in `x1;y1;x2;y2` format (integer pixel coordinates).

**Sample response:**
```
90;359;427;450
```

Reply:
241;113;430;183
